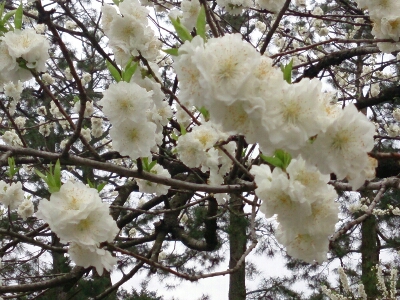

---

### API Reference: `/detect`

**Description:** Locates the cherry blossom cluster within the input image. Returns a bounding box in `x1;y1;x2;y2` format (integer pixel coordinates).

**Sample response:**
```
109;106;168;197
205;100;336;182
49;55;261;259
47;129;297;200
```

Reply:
170;0;202;29
173;33;376;190
251;157;339;263
36;181;119;275
0;19;52;149
175;122;236;203
99;76;173;195
355;0;400;53
101;0;162;65
0;28;49;85
173;33;375;262
0;181;34;221
136;164;171;195
215;0;285;15
99;78;169;160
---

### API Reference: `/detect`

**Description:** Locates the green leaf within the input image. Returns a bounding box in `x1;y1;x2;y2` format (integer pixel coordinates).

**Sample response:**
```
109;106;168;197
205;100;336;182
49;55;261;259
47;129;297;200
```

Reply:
142;157;149;170
162;48;179;56
88;178;106;192
14;3;23;30
2;10;16;25
54;160;61;190
281;59;293;84
274;149;292;169
171;133;178;141
112;0;121;4
106;60;121;82
34;169;47;180
260;150;292;170
169;16;193;42
7;157;19;179
122;61;138;83
48;185;59;194
140;157;157;172
97;182;106;192
260;153;283;169
87;178;95;189
122;56;134;71
0;3;5;20
148;160;157;171
35;160;62;193
196;6;206;40
197;106;210;121
180;124;187;135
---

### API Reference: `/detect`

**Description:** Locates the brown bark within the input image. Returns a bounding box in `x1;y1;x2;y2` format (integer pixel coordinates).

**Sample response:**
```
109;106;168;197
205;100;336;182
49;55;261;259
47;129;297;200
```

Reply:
228;194;247;300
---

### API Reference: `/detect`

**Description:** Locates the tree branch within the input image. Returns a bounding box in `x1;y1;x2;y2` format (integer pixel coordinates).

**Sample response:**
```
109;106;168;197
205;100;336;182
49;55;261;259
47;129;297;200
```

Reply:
0;266;87;293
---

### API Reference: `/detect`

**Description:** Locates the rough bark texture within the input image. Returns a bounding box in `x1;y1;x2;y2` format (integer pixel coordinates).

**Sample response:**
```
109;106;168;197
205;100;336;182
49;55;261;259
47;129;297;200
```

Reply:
361;215;379;298
228;194;247;300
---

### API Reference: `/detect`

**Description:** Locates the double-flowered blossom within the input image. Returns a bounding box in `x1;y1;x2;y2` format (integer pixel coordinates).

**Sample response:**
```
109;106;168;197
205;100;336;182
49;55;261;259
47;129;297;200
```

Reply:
260;78;326;154
101;0;161;64
256;0;286;12
68;242;118;276
173;33;375;192
17;198;34;221
180;0;201;29
172;33;375;238
216;0;252;15
304;104;375;189
136;164;171;195
99;81;153;125
195;34;260;104
0;181;34;221
175;122;236;203
355;0;400;52
37;181;119;246
0;181;24;210
96;6;378;264
251;157;339;263
99;80;160;160
37;181;119;274
175;122;221;168
0;28;50;84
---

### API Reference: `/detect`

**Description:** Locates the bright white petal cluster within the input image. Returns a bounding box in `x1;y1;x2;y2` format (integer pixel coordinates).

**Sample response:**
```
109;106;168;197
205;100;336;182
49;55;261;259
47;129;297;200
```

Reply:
36;181;119;274
354;0;400;52
0;29;50;83
260;78;326;153
173;36;206;106
2;130;23;146
275;229;330;264
251;156;339;263
175;122;236;203
68;242;118;276
0;181;24;210
4;81;23;102
17;198;34;220
136;164;171;195
109;119;157;160
99;81;163;160
176;122;221;168
101;0;161;64
256;0;286;12
174;33;375;189
216;0;252;15
195;34;260;104
304;104;375;189
99;81;153;125
181;0;201;29
37;181;119;245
